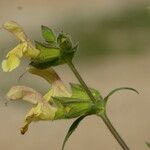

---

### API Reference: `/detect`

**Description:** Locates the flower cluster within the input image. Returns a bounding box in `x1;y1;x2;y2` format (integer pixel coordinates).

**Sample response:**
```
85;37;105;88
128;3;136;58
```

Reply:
1;21;72;134
7;67;71;134
1;21;97;135
1;21;139;150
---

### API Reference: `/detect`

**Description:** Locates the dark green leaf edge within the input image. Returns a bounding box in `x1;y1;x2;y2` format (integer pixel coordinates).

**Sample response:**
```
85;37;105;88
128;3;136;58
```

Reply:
146;142;150;148
62;115;86;150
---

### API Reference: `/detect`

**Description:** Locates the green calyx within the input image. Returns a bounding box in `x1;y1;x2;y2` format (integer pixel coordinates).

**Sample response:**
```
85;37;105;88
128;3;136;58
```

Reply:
53;83;103;120
55;84;138;150
53;83;139;121
30;26;77;69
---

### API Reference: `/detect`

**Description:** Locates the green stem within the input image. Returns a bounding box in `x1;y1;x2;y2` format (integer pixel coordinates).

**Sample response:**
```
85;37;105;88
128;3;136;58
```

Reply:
101;113;129;150
65;58;129;150
65;59;96;103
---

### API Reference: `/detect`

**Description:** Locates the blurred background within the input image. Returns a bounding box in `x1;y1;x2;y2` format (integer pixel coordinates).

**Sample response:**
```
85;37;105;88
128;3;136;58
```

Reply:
0;0;150;149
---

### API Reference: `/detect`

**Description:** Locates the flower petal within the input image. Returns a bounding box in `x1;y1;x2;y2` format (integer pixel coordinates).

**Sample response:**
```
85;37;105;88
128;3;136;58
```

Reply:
2;21;40;72
28;67;71;102
3;21;27;42
44;82;71;102
7;42;27;58
7;85;58;134
2;42;39;72
28;67;61;83
21;103;57;134
24;42;40;58
2;54;20;72
1;43;28;72
7;85;44;104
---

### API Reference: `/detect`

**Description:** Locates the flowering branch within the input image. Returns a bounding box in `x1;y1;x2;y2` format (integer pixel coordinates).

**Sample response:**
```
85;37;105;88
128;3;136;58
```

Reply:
1;21;139;150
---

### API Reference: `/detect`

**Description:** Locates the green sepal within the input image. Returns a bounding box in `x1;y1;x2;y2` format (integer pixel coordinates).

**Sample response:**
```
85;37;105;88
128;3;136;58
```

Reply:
41;25;56;43
30;59;58;69
52;83;102;118
70;83;102;100
65;103;93;118
62;115;85;150
35;41;58;50
57;33;73;52
54;108;66;120
57;33;77;61
53;97;90;106
52;97;93;118
30;31;77;69
30;41;60;69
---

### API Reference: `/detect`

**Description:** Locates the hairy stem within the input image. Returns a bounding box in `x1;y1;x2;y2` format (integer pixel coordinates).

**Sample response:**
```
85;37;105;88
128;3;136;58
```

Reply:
100;114;130;150
66;59;96;103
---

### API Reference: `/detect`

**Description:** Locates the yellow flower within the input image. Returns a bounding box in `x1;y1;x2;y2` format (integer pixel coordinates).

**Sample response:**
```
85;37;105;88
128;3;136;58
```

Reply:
28;67;71;102
7;85;57;134
6;67;70;134
2;21;40;72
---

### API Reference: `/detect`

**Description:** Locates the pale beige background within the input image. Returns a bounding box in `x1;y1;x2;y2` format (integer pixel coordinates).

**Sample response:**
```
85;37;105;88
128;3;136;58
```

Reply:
0;0;150;150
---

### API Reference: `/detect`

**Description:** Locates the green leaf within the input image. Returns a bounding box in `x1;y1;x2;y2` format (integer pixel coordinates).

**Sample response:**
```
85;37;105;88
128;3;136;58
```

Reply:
62;116;85;150
41;25;56;43
104;87;139;102
70;83;102;100
146;142;150;148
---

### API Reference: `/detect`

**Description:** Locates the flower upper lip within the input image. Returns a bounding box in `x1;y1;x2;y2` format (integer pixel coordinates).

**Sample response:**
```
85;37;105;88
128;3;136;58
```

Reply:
2;21;40;72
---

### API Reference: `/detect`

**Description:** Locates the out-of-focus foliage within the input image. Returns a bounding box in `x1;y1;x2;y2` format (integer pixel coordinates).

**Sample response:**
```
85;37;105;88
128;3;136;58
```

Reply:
1;7;150;62
146;142;150;148
62;7;150;59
